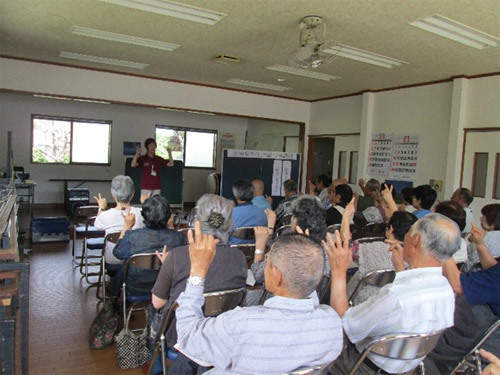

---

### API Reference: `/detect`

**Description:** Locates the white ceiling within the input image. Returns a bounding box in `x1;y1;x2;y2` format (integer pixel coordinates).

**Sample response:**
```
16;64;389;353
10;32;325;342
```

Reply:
1;0;499;101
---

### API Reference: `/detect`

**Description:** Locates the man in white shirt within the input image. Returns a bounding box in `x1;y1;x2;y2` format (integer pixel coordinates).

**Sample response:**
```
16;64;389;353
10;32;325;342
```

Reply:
325;213;461;374
451;187;474;234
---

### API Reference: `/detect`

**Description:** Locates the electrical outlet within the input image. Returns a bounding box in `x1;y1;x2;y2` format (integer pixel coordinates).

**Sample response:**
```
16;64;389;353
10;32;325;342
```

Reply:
429;179;443;192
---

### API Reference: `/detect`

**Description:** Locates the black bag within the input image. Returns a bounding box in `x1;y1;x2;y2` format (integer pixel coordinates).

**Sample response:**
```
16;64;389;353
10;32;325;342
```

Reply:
89;300;119;350
115;310;150;369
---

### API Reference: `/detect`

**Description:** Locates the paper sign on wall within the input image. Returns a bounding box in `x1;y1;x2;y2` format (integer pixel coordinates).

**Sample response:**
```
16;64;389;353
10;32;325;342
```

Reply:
272;160;283;196
389;135;420;181
366;133;393;176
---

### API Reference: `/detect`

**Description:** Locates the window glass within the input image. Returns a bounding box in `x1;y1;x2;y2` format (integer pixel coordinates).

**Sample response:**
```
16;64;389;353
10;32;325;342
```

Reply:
185;131;216;168
338;151;347;179
156;127;184;161
32;118;70;163
472;152;488;198
72;122;110;163
349;151;358;184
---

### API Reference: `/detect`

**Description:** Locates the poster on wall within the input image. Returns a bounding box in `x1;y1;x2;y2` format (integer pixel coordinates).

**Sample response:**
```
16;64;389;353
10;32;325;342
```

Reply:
366;133;393;176
389;134;420;181
220;133;236;149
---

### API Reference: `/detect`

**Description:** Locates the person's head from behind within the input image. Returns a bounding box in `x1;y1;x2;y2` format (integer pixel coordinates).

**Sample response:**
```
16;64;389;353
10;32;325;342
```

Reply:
265;233;324;299
332;184;353;208
291;195;327;243
111;175;135;204
401;187;415;206
387;211;418;242
366;178;381;199
328;178;348;202
195;194;233;243
451;188;474;208
144;138;157;153
434;200;466;232
480;203;500;231
316;174;331;191
283;179;297;198
232;179;254;203
252;179;265;197
403;213;461;264
413;185;437;210
141;195;171;229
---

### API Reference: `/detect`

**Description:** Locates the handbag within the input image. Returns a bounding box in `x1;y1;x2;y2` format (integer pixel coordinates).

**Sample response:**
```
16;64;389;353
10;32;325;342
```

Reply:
89;299;119;350
115;310;150;369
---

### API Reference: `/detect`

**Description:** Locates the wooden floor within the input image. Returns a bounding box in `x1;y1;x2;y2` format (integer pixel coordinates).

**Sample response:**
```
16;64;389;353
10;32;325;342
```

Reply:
21;208;143;375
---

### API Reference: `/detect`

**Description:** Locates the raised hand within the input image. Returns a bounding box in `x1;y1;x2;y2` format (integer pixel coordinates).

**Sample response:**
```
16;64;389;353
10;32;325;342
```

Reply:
264;209;276;233
121;208;136;230
93;193;107;211
156;245;169;263
187;221;219;278
322;231;352;273
386;239;405;272
469;223;486;245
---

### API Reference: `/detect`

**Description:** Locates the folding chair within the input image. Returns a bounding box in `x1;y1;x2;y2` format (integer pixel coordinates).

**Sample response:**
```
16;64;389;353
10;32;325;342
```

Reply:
71;205;104;263
450;319;500;375
284;363;330;375
79;227;105;285
327;224;342;234
95;232;120;302
147;287;246;375
230;244;256;267
121;253;162;328
348;269;395;307
352;222;387;241
230;226;256;242
276;213;293;229
275;224;292;237
177;227;193;240
349;330;445;375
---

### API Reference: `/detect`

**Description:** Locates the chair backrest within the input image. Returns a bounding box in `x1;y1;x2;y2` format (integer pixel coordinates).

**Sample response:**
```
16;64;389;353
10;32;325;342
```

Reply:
104;232;120;245
122;253;162;284
284;363;330;375
202;287;246;317
349;330;445;375
327;224;342;234
75;205;99;219
275;224;292;237
349;269;395;306
450;319;500;375
177;227;193;240
230;226;256;240
352;222;387;241
276;213;293;228
230;244;255;267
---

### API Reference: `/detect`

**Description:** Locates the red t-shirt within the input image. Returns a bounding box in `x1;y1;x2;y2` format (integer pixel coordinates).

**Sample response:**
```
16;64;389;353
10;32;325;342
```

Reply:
137;155;170;189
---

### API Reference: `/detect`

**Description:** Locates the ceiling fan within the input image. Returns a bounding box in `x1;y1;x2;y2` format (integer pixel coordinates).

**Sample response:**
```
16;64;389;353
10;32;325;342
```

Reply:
288;15;341;69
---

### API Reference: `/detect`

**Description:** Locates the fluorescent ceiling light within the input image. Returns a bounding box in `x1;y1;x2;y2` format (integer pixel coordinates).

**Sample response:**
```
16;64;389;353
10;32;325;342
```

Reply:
59;51;149;69
73;98;110;104
266;65;341;81
227;79;292;92
98;0;226;25
34;94;71;101
409;15;499;50
71;26;179;51
324;45;407;68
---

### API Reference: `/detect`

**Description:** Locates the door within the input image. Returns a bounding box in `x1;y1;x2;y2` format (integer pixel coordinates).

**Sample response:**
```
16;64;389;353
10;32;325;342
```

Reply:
461;129;500;227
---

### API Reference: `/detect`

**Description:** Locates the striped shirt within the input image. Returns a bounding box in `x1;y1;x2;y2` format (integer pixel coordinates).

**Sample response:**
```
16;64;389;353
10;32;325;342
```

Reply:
176;284;343;375
342;267;455;374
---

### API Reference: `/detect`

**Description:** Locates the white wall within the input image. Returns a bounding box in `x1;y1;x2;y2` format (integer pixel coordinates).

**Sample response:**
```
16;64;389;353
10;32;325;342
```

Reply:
0;93;249;203
465;75;500;128
309;95;363;135
245;119;300;151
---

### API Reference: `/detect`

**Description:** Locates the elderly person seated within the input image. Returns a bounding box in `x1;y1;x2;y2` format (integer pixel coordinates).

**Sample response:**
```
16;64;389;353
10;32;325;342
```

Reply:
274;178;298;225
463;203;500;271
326;184;353;226
175;230;343;374
111;195;186;296
150;194;248;374
229;179;267;245
424;239;500;373
326;213;460;374
93;175;144;275
346;209;418;305
433;200;468;263
412;184;437;219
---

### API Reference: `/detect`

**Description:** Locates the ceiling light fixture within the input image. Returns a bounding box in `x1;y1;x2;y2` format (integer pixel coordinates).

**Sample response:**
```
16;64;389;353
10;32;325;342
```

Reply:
73;98;111;104
59;51;149;69
227;79;292;92
71;26;179;51
98;0;226;25
33;94;71;101
324;45;407;68
409;14;499;49
267;65;341;81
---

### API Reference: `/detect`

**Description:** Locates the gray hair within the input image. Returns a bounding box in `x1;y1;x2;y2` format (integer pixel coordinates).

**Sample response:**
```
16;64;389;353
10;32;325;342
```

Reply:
232;180;254;202
195;194;234;243
411;213;461;262
268;233;324;299
366;178;380;192
111;175;135;203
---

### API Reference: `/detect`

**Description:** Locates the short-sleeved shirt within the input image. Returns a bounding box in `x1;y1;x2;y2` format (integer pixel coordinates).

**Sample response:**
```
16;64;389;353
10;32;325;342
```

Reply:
137;154;170;190
229;202;267;244
461;262;500;315
251;195;271;211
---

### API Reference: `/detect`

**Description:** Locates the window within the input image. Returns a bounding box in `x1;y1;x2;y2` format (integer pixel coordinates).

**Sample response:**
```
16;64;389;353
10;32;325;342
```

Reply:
471;152;488;198
338;151;347;179
349;151;358;184
156;126;217;168
32;116;111;164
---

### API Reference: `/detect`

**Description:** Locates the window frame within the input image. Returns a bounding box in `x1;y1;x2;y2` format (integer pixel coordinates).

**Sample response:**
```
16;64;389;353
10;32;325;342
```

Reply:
31;114;112;166
155;125;217;169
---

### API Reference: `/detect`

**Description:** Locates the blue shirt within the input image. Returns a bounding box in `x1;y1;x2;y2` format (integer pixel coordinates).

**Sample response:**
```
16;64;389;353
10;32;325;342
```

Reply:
229;202;267;244
461;262;500;315
176;284;343;374
414;209;432;219
251;195;271;211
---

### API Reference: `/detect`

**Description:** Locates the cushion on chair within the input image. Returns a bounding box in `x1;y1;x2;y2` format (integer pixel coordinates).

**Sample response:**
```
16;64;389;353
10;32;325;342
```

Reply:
75;225;105;235
86;237;105;249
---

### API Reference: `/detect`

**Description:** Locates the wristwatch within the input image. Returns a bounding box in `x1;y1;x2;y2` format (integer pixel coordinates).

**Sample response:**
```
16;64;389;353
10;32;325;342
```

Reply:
187;275;205;286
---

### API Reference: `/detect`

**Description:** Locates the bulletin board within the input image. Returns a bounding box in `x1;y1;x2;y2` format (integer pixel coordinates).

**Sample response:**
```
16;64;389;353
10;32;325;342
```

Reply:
220;149;301;208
